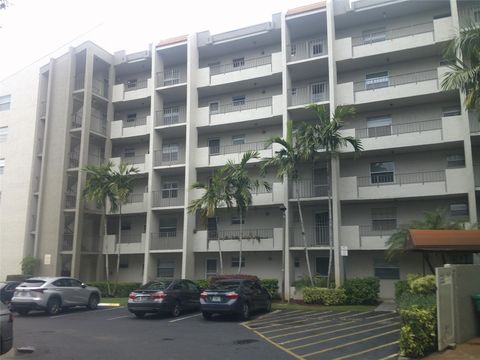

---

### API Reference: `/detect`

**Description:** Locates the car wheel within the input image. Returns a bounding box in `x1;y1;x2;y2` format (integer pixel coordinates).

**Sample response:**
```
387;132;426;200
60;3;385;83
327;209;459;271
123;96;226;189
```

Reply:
87;294;99;310
133;311;145;318
202;311;212;320
240;302;250;320
46;297;61;315
265;299;272;313
16;308;29;316
171;302;181;317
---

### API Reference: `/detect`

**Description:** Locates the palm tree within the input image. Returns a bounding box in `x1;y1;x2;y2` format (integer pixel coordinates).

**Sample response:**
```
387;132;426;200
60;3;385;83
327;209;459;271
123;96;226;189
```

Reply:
263;120;315;286
297;104;362;288
223;151;271;274
82;161;117;295
441;24;480;118
188;169;233;274
110;162;139;291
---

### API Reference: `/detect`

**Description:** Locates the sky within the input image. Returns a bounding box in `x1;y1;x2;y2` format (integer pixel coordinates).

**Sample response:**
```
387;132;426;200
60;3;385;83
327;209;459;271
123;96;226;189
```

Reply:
0;0;325;81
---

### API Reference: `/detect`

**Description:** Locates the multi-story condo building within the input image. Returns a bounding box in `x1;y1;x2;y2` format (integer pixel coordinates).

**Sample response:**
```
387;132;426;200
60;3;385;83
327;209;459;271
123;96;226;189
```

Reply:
2;0;480;298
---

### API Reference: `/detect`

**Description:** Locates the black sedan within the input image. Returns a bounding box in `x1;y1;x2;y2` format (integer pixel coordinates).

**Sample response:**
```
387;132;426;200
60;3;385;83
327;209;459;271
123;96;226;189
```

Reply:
0;281;21;304
200;279;271;320
127;279;201;318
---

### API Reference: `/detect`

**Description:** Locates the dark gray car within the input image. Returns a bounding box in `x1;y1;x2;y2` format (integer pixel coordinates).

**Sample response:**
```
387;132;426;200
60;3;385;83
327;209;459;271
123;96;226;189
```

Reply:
0;302;13;355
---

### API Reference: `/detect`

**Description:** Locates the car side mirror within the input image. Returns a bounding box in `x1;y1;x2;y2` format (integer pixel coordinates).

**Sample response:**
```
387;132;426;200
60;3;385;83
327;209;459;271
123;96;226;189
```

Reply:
81;283;87;288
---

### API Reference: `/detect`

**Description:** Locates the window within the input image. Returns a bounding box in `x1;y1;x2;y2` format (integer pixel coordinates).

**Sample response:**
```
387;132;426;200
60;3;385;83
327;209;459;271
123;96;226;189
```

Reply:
126;79;137;89
0;159;4;175
447;154;465;168
315;257;329;276
163;67;180;86
442;106;461;117
162;181;178;198
159;218;177;237
0;95;11;111
294;257;300;268
232;57;245;68
370;161;394;184
126;113;137;123
69;279;83;287
157;259;175;278
231;215;245;225
365;71;389;90
450;203;468;217
206;259;218;278
367;116;392;137
291;88;297;97
232;134;245;146
290;44;297;57
124;148;135;158
208;139;220;155
164;106;180;125
231;257;245;268
310;82;326;102
0;127;7;143
209;102;219;114
371;207;397;231
362;27;386;44
374;259;400;280
162;143;179;162
232;95;246;107
309;39;324;56
121;222;131;231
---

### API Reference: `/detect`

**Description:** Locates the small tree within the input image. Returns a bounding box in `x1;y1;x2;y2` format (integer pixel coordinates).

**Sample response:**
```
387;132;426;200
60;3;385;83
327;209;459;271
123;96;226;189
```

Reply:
21;256;39;276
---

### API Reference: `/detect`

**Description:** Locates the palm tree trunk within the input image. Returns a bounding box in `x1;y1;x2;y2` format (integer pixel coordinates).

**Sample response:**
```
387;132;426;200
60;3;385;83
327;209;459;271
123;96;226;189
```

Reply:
296;180;314;286
103;208;111;296
238;210;243;274
326;157;334;288
115;205;122;295
218;236;224;274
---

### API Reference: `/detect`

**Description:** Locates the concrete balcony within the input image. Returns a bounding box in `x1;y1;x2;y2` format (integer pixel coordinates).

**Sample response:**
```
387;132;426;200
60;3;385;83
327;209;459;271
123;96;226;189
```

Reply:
251;182;285;206
287;38;327;63
289;180;328;200
152;190;184;209
156;70;187;89
195;141;276;168
103;233;146;254
109;193;148;214
110;115;151;139
153;150;185;168
196;95;283;128
155;105;186;128
110;154;149;174
197;52;282;88
112;78;152;102
290;226;330;248
336;67;448;106
340;225;398;250
335;17;454;62
90;114;107;136
341;116;464;152
150;231;183;251
340;168;469;201
192;228;283;252
288;85;329;108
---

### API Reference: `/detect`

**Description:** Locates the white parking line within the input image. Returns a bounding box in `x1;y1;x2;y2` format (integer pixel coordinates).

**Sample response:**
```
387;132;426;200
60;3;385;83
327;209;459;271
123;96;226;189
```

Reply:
169;313;202;323
49;306;125;319
107;315;130;321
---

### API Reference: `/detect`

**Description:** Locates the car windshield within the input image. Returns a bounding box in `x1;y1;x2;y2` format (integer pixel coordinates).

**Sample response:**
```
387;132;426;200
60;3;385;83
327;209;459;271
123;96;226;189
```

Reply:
209;280;241;291
0;283;6;290
140;281;171;290
18;279;46;287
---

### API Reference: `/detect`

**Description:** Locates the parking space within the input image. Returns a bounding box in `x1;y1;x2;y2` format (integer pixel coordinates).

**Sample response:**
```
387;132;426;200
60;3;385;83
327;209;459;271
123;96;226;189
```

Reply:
242;310;400;360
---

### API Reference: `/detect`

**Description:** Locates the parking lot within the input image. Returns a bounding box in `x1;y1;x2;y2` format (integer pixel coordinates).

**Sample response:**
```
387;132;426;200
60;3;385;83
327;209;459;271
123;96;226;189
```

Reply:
2;307;400;360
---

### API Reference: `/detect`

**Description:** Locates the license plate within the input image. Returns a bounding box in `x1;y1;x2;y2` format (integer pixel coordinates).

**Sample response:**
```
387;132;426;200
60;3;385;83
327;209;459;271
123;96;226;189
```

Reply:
134;297;147;302
211;296;221;302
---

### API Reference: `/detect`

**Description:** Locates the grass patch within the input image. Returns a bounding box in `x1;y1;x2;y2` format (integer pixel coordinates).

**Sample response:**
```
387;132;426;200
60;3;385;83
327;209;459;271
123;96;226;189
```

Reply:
272;302;376;312
101;297;128;306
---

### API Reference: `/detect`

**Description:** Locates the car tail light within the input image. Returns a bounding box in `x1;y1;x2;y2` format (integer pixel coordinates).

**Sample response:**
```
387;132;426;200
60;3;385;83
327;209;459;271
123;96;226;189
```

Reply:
225;292;239;299
128;292;136;300
31;289;44;294
200;292;208;300
152;291;166;300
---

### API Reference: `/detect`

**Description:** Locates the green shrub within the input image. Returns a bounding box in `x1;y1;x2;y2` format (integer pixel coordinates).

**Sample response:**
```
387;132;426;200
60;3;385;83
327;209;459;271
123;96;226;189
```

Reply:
399;305;437;358
397;292;436;310
260;279;280;299
395;280;410;302
303;287;347;305
409;275;436;295
21;256;39;276
88;282;141;297
292;276;329;289
343;277;380;305
193;279;210;290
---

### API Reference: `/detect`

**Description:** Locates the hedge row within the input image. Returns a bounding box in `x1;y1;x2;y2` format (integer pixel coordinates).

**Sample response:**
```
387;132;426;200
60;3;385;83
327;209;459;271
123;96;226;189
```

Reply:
303;288;347;305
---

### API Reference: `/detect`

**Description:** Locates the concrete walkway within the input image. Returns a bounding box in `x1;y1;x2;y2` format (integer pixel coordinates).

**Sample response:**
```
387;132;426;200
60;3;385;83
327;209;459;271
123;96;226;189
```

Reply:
426;338;480;359
375;300;397;312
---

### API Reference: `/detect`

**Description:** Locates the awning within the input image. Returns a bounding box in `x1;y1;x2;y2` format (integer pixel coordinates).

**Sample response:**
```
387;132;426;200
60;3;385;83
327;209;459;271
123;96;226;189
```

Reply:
407;229;480;251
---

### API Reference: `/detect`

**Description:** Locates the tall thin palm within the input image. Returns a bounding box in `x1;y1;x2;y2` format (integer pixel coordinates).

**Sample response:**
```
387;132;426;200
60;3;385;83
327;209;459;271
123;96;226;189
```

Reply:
82;161;116;295
188;170;232;274
110;162;139;292
442;24;480;118
263;120;314;286
297;104;362;288
223;151;271;274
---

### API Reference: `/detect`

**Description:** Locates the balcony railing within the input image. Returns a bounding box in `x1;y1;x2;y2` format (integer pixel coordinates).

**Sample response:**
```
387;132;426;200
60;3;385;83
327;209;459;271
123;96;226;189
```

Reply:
65;192;77;209
150;231;183;250
123;79;149;92
152;190;184;207
125;193;145;204
359;224;401;237
288;85;329;106
288;38;327;62
115;232;143;243
207;228;274;241
69;152;80;168
211;97;272;115
62;233;74;251
352;22;434;47
90;113;107;135
357;170;446;187
354;69;438;92
92;78;108;98
209;140;271;156
121;155;146;166
156;105;186;126
74;73;85;90
154;150;185;166
290;179;329;198
355;118;442;138
123;116;147;128
156;70;187;87
290;226;330;247
209;55;272;76
71;112;82;129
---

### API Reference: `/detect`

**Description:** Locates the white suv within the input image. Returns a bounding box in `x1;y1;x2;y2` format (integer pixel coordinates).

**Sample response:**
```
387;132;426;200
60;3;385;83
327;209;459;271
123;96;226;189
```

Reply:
10;277;101;316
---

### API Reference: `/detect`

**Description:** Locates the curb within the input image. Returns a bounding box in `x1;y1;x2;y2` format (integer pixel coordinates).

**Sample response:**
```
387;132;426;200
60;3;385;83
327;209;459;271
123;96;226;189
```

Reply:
98;303;121;307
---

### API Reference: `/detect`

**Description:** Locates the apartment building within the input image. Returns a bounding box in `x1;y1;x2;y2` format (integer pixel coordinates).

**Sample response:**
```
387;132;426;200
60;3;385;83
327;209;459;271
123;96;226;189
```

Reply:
2;0;480;298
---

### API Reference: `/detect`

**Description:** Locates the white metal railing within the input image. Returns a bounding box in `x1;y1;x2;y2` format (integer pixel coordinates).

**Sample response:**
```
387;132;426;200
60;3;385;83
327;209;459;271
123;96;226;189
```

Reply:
123;117;147;128
354;69;438;92
209;55;272;76
357;170;446;187
92;78;108;98
62;233;74;251
290;226;330;247
150;231;183;250
210;97;272;115
207;229;274;243
69;152;80;168
355;118;442;138
156;69;187;87
288;38;327;61
290;180;329;199
154;150;185;166
123;79;149;92
156;105;186;126
65;191;77;209
288;85;329;106
209;140;271;156
90;113;107;135
152;190;184;207
71;112;83;129
352;22;434;46
359;224;402;237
